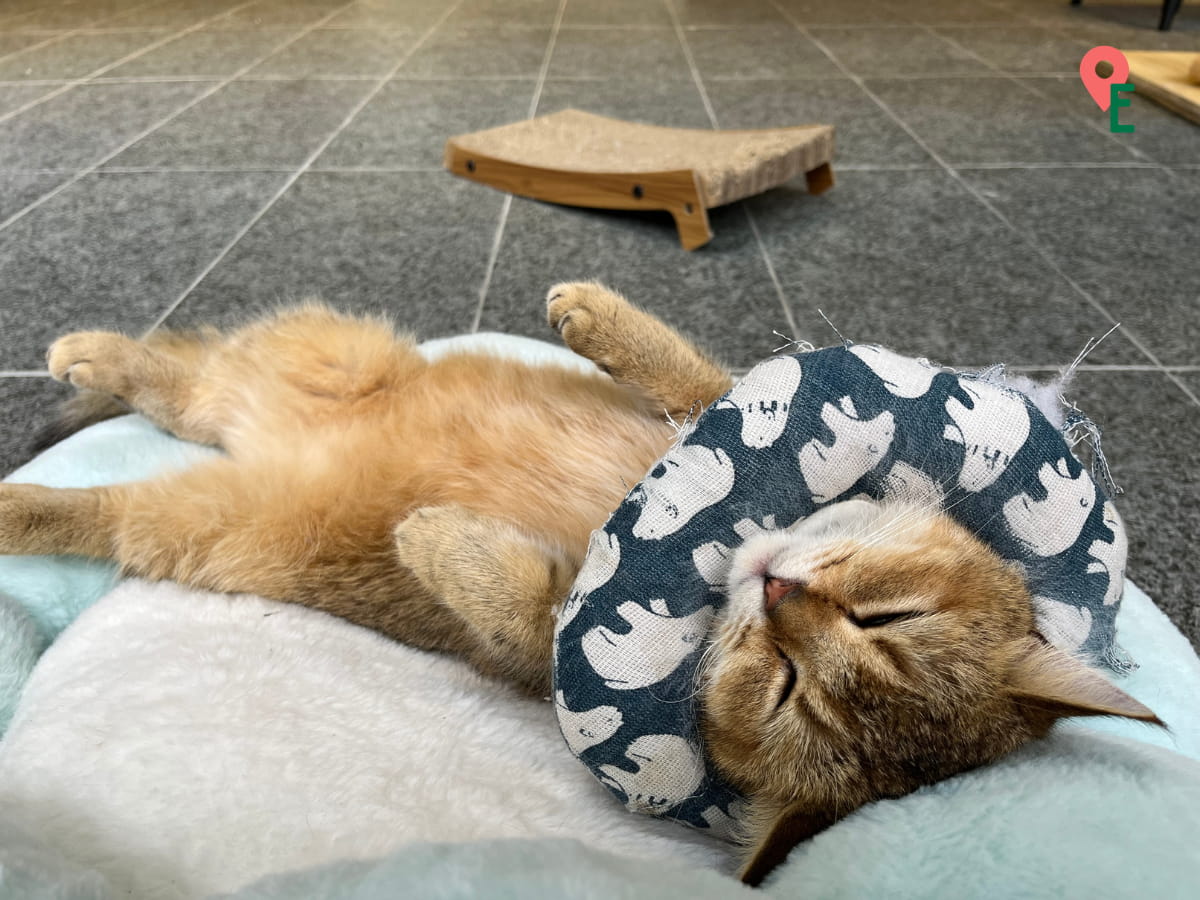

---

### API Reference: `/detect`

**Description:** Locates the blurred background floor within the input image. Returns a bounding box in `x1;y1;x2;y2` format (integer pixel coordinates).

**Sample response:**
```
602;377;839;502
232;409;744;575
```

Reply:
0;0;1197;645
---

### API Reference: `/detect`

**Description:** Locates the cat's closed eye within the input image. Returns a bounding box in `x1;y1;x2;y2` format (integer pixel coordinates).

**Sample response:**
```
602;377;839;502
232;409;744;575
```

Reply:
772;649;797;711
850;611;922;629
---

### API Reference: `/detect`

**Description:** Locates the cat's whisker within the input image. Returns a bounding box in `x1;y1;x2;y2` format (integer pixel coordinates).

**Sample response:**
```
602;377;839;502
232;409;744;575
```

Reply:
855;501;938;551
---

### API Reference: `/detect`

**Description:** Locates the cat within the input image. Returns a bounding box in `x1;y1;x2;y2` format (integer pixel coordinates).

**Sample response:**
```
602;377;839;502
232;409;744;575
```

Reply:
0;283;1159;885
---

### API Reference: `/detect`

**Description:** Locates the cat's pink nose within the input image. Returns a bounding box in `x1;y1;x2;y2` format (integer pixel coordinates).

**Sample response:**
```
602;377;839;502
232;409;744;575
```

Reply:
764;577;801;612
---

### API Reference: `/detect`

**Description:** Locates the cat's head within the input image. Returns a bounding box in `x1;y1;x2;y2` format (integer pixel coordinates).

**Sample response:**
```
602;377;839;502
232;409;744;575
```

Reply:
698;499;1161;885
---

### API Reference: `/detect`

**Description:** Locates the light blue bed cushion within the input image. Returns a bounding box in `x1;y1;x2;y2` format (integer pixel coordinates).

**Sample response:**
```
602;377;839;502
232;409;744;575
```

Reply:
1;334;1199;898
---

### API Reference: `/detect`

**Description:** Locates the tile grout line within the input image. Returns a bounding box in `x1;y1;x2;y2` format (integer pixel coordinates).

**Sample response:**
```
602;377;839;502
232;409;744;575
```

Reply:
144;0;471;335
468;0;568;334
469;195;513;334
0;4;356;236
663;0;804;342
2;161;1177;177
703;71;1080;81
0;72;1132;90
0;0;264;128
0;71;1104;87
0;31;80;70
0;0;171;72
12;21;1110;34
765;0;1200;410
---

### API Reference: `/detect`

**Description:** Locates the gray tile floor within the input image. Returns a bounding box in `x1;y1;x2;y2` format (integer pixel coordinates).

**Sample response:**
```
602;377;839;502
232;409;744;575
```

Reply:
0;0;1197;646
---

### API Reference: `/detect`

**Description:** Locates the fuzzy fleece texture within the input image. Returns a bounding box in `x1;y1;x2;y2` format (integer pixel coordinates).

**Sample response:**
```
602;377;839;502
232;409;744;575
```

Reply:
0;576;1197;900
0;578;1197;900
0;334;1198;898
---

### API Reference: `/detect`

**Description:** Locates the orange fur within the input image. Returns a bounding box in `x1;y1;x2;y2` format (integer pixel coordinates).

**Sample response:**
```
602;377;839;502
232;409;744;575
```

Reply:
0;285;728;693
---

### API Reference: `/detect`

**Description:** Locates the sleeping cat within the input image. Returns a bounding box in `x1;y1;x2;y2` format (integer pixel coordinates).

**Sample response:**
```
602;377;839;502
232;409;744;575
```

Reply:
0;282;1159;884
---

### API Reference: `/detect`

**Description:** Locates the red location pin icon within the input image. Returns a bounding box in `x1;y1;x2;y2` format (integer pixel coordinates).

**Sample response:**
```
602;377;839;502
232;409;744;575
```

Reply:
1080;46;1130;111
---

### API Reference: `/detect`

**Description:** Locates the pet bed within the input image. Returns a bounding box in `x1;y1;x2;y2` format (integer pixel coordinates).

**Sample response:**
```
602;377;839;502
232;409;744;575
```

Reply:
444;109;835;251
1;334;1198;899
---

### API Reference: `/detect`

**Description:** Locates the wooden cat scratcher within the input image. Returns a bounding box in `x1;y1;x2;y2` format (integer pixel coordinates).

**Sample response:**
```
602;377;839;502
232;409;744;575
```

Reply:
444;109;835;251
1125;52;1200;126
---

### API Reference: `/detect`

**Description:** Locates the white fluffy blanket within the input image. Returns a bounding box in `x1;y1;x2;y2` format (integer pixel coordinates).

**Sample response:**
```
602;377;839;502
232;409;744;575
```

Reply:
0;580;731;898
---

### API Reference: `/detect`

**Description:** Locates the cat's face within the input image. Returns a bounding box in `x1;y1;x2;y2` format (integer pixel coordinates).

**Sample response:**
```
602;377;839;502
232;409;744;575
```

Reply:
702;500;1103;816
704;500;1158;884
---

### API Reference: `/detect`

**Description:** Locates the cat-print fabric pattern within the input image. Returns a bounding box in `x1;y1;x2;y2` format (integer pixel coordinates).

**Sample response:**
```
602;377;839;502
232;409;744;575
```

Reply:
553;344;1130;838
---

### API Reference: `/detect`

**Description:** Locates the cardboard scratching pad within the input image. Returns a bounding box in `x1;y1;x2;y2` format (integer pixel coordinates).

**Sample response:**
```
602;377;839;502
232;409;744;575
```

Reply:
1125;51;1200;126
444;109;835;250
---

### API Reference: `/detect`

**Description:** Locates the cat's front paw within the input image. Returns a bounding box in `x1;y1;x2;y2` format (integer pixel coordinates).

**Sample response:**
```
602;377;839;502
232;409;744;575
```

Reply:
47;332;139;397
546;282;638;374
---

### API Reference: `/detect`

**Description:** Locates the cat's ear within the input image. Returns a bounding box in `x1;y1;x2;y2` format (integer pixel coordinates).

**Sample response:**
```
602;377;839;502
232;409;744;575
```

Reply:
1006;635;1163;727
738;803;837;887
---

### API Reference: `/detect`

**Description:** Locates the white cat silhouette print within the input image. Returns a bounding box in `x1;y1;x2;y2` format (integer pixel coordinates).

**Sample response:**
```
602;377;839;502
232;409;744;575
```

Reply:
582;599;713;690
797;396;895;504
557;530;620;633
1088;502;1128;606
1004;458;1096;557
715;355;803;448
630;445;735;540
701;803;740;836
1034;596;1094;651
598;734;705;815
944;380;1031;492
692;539;732;588
881;461;945;507
555;691;623;756
849;344;938;398
691;515;781;588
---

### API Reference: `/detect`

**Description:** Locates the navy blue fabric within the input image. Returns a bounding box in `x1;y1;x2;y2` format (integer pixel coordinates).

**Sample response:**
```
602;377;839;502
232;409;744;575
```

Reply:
553;345;1128;838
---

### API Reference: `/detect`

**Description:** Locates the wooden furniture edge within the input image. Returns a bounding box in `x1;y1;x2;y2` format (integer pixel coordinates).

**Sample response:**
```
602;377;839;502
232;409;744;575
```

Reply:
445;141;713;250
1126;51;1200;126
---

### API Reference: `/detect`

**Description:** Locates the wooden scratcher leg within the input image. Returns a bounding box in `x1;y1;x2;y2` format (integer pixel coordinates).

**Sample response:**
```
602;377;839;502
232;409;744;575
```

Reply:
805;162;835;196
672;199;713;251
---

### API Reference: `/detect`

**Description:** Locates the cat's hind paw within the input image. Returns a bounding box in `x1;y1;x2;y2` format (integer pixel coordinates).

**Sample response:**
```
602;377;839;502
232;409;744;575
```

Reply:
394;504;570;635
47;331;140;398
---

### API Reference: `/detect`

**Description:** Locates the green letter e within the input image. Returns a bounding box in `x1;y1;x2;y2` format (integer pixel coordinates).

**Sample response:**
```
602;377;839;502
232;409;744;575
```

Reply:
1110;84;1135;133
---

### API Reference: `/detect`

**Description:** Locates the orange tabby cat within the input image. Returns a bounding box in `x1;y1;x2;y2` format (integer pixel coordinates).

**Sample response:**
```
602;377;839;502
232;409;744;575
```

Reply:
0;283;1158;883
